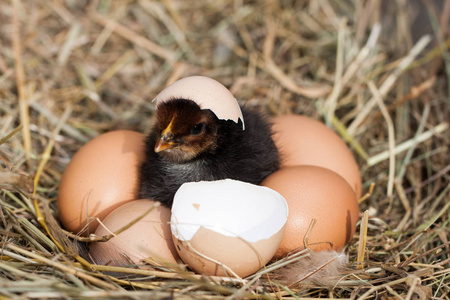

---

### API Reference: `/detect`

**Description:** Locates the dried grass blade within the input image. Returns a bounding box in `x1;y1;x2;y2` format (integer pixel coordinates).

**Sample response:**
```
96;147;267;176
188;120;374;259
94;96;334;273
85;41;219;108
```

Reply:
12;0;31;160
397;103;431;180
225;274;261;300
369;80;395;197
367;122;449;167
370;77;436;124
57;22;82;67
94;50;135;89
138;0;196;61
393;180;412;233
89;9;177;63
358;183;375;204
348;35;432;136
341;23;381;84
92;202;160;242
424;0;450;101
0;260;39;279
357;210;369;269
17;217;56;251
5;243;118;290
0;249;37;264
12;223;50;254
417;199;450;233
262;17;331;98
2;190;29;212
0;124;23;146
247;252;311;280
324;18;347;126
29;102;88;142
0;170;33;193
33;107;72;252
331;117;368;160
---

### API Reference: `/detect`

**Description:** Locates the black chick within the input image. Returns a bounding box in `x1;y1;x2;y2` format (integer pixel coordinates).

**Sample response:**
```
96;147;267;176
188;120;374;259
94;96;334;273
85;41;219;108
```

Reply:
138;98;279;207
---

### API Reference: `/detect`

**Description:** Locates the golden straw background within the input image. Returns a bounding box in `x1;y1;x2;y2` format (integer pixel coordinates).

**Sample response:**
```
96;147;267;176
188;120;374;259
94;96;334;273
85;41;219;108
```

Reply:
0;0;449;299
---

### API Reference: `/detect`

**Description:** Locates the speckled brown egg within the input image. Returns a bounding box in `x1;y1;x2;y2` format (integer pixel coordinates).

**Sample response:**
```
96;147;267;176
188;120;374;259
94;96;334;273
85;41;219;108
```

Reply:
89;199;179;266
262;165;359;258
57;130;145;236
272;115;362;199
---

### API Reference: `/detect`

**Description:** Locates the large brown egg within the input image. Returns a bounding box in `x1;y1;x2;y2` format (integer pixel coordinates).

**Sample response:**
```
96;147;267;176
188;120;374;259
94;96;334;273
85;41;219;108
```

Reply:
272;115;362;199
262;166;359;258
58;130;145;235
89;199;179;266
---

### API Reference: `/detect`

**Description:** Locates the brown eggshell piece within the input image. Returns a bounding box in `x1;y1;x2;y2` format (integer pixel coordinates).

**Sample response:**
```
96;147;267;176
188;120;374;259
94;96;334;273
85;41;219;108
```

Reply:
89;199;179;266
57;130;145;235
173;225;285;278
262;165;359;258
272;115;362;199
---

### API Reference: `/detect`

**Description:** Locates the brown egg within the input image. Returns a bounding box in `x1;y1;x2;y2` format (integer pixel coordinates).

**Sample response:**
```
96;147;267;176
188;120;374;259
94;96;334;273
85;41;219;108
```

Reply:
89;199;179;266
58;130;145;235
272;115;362;199
262;166;359;258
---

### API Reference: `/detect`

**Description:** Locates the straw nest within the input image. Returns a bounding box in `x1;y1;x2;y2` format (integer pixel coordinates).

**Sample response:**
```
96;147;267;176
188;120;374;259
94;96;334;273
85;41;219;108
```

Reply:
0;0;449;299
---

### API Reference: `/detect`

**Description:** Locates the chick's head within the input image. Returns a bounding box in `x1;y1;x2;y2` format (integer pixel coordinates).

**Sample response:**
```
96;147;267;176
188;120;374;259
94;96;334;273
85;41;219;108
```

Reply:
155;99;219;163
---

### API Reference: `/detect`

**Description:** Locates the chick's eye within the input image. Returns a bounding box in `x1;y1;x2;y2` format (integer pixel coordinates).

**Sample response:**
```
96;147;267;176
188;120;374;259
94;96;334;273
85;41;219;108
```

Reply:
190;122;205;135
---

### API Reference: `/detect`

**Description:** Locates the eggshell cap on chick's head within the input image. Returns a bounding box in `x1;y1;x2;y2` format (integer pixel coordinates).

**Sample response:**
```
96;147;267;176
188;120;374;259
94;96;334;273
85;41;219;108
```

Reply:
153;76;245;129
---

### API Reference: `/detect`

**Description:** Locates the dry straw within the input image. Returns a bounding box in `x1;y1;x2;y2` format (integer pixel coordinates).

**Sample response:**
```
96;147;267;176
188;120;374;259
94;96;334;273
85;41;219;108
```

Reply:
0;0;449;299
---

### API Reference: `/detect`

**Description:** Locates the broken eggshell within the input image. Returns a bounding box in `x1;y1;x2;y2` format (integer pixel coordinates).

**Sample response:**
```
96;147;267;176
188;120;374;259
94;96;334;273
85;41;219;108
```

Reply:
153;76;245;129
170;179;288;278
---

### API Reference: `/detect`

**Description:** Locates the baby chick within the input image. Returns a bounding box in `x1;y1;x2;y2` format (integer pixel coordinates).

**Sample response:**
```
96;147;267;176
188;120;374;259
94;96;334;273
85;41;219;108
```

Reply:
139;84;279;208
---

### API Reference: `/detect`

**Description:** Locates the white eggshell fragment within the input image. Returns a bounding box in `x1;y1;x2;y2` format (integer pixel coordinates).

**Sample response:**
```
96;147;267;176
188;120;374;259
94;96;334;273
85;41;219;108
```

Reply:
171;179;288;277
153;76;245;129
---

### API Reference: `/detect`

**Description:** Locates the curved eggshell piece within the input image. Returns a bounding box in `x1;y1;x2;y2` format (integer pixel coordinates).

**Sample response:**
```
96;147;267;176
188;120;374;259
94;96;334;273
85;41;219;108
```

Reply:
170;179;288;277
153;76;244;129
173;226;285;277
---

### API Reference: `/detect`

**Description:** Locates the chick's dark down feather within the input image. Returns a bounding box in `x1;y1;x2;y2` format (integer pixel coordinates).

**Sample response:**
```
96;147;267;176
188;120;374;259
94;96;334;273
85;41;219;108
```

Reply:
138;100;280;207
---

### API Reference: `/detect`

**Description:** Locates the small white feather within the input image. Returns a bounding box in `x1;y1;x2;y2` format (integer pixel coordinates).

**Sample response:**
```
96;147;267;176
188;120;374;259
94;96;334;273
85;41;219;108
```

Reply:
276;250;348;287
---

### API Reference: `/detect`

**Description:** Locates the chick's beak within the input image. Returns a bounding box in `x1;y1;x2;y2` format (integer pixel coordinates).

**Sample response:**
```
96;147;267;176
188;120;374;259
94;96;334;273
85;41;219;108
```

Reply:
155;117;178;153
155;119;177;153
155;134;176;153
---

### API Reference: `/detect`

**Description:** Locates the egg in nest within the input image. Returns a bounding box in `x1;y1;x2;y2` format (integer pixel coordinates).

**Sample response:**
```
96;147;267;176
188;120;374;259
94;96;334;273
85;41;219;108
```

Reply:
57;130;145;236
